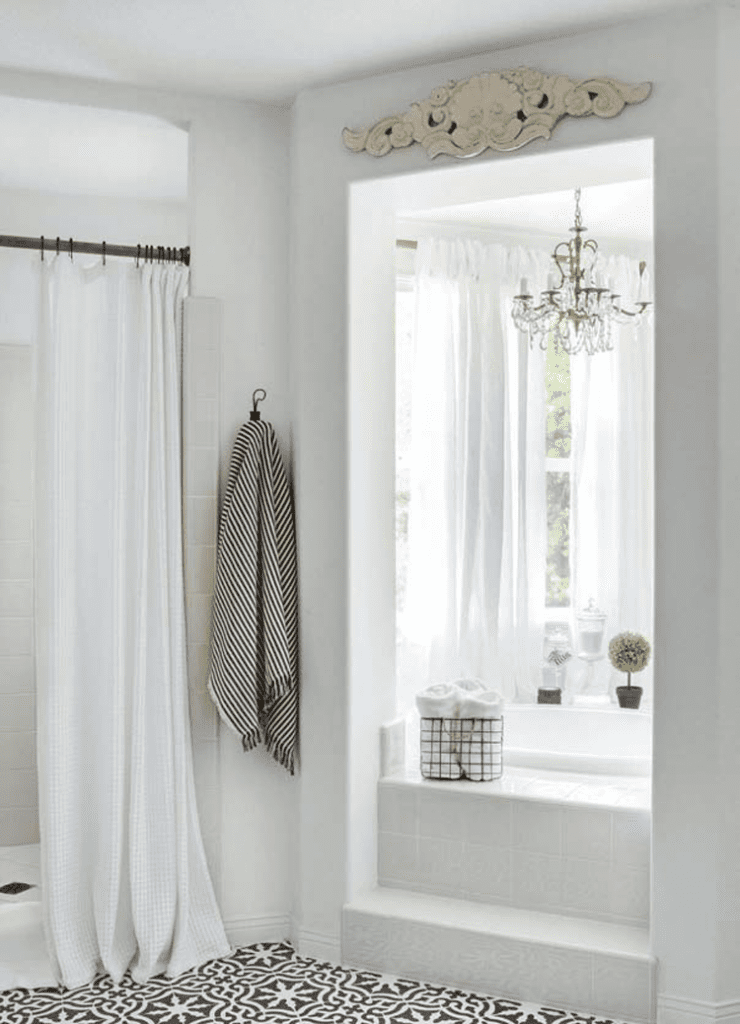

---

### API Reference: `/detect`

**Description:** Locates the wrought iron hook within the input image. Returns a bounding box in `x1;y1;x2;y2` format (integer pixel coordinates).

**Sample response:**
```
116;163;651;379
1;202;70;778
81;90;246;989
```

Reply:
250;388;267;421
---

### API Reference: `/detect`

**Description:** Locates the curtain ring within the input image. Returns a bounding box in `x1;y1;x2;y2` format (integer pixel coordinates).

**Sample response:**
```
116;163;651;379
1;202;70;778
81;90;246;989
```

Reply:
102;240;106;266
40;236;44;262
55;237;60;256
136;244;141;268
69;237;73;262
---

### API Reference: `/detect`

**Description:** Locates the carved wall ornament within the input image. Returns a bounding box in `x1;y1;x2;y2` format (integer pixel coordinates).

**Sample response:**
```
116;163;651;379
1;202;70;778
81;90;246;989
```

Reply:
342;68;651;159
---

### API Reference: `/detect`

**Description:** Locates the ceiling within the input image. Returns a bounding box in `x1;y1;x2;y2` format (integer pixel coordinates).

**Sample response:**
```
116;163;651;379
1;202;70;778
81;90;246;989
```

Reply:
0;96;188;200
0;0;711;105
405;179;653;244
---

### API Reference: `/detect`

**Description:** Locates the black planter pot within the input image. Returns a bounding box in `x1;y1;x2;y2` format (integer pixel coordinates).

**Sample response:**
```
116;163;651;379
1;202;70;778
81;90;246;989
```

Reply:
616;685;643;709
538;688;562;704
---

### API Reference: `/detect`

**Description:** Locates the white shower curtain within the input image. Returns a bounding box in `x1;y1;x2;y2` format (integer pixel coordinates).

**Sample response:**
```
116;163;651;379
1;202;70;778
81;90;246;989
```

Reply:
398;238;551;709
34;256;229;988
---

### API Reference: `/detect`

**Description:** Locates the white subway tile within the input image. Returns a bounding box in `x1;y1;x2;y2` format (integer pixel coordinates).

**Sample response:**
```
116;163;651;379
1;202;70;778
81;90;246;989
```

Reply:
0;730;36;769
0;656;35;693
462;842;511;901
0;581;32;616
464;795;512;846
0;768;37;807
192;739;219;792
0;543;33;579
0;806;39;846
561;857;612;916
0;502;32;543
512;800;562;855
185;496;218;547
185;593;213;645
185;446;218;498
511;850;564;909
185;545;216;596
378;831;418;886
187;643;211;691
417;787;466;839
189;683;218;743
377;783;417;836
0;693;35;731
191;398;218;447
0;618;33;656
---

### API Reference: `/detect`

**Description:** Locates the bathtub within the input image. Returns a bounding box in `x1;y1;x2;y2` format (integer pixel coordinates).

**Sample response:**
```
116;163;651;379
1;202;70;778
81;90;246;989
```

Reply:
503;704;652;776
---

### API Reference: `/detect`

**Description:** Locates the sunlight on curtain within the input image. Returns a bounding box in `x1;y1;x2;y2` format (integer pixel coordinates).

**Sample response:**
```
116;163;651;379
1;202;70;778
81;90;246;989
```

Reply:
34;256;229;988
397;237;550;713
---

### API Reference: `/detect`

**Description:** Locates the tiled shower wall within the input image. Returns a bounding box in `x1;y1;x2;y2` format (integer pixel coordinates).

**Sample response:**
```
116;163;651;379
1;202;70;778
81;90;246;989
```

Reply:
0;343;37;846
183;297;222;899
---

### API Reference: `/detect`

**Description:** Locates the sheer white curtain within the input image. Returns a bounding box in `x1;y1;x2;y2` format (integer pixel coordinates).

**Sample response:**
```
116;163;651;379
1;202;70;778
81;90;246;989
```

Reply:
35;256;229;989
570;255;654;702
398;237;551;711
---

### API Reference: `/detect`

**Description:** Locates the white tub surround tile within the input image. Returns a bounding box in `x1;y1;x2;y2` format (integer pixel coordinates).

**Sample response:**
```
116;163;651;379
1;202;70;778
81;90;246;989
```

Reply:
613;808;652;865
464;794;512;847
378;781;417;835
609;863;651;922
563;805;612;861
376;778;651;926
561;857;612;916
462;843;511;902
378;832;418;887
417;787;467;839
512;801;563;855
343;888;654;1022
510;851;564;910
416;836;465;895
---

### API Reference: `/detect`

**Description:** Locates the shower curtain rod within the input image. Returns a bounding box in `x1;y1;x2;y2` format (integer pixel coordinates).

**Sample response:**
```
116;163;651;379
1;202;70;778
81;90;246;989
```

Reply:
0;233;190;266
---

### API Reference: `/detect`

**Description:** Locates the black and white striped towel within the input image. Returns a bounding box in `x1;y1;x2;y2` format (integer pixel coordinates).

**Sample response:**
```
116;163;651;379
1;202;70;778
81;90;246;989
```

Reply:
208;420;299;774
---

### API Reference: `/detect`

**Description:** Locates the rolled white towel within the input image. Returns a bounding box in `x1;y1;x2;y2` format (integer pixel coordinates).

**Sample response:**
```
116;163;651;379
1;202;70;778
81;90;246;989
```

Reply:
456;690;504;719
415;682;460;719
452;677;488;695
416;683;462;779
457;690;504;782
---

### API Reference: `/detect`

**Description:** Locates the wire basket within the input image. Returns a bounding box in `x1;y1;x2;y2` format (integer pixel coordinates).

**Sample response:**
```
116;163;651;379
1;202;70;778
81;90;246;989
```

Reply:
420;716;503;781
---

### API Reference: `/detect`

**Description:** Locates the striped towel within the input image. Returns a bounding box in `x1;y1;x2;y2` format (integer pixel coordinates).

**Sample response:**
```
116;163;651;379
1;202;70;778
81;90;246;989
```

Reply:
208;420;299;774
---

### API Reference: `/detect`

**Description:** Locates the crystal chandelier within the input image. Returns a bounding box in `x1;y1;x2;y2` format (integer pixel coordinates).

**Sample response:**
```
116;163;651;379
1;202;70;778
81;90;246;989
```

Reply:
511;187;652;355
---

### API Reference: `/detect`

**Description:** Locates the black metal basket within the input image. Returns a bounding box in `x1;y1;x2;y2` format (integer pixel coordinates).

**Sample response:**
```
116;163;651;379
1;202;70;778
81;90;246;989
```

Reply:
420;716;503;781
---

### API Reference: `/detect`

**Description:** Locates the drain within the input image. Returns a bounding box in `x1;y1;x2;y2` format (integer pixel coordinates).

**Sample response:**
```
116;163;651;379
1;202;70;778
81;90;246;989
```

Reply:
0;881;34;895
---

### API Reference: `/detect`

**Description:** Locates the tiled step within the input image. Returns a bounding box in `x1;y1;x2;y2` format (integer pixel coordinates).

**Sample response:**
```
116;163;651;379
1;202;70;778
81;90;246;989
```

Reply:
378;777;651;926
343;886;654;1023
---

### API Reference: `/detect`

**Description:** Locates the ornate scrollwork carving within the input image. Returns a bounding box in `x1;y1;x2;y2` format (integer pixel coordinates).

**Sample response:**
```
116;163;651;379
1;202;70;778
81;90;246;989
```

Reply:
342;68;651;159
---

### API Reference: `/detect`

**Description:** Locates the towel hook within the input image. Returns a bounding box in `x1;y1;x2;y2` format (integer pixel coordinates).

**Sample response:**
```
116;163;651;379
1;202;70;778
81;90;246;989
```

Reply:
250;388;267;421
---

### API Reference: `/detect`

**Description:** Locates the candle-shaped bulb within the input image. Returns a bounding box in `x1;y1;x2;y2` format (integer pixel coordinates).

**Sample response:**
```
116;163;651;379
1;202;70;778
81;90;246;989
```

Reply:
520;277;531;296
547;269;559;291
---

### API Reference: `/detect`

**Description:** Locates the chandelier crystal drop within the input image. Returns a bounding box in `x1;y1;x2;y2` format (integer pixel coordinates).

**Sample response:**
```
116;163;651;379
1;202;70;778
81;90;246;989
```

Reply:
511;187;652;355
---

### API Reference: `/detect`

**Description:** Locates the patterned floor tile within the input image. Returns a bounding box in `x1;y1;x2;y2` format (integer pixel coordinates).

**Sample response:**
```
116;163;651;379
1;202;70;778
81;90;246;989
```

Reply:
0;941;632;1024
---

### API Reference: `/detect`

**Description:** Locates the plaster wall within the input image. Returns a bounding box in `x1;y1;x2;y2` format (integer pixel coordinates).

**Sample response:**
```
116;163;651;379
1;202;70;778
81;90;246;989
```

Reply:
290;4;733;1012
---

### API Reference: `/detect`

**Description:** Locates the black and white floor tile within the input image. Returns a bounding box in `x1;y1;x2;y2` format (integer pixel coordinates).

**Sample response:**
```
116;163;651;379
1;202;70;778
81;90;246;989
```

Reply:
0;941;627;1024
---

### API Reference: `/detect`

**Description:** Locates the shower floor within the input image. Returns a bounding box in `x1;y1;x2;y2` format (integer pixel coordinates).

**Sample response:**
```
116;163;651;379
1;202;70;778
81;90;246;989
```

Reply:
0;940;637;1024
0;843;56;992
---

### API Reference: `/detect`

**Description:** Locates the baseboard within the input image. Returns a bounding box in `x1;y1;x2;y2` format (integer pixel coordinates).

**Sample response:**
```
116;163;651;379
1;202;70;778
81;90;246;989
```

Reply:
294;927;342;964
658;994;740;1024
224;913;292;948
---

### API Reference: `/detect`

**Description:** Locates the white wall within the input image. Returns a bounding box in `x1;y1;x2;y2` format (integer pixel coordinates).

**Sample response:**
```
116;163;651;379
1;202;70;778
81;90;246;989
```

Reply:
0;71;295;940
290;5;739;1017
